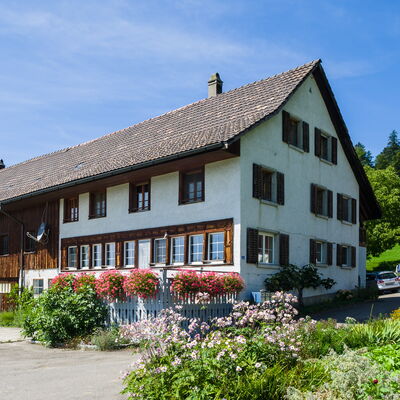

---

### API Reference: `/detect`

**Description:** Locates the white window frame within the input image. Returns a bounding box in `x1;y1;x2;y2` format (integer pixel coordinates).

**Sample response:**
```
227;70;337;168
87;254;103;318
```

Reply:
80;245;90;269
154;238;167;265
171;236;185;265
207;232;225;263
315;241;327;265
124;241;135;267
33;278;44;296
189;234;203;264
258;232;276;265
67;246;78;269
105;242;116;268
92;243;102;268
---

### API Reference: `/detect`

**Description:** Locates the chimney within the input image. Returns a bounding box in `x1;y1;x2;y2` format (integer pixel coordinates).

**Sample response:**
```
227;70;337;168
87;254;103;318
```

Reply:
0;160;4;170
208;73;223;97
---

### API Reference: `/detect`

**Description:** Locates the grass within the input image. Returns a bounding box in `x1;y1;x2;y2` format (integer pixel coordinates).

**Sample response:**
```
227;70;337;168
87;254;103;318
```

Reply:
367;244;400;271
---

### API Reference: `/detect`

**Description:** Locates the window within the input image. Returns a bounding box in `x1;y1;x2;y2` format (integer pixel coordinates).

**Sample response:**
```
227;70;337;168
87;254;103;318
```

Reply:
106;243;115;267
208;232;224;262
341;246;350;267
315;241;327;264
33;279;44;296
315;128;337;164
180;169;204;204
258;233;275;264
171;236;184;265
337;244;356;268
92;244;102;268
80;245;89;269
130;182;150;212
64;197;79;222
310;184;333;218
68;246;78;269
337;194;356;224
25;232;36;253
124;241;135;267
89;191;106;218
189;234;203;263
154;238;167;264
0;235;9;256
282;110;309;152
253;164;285;205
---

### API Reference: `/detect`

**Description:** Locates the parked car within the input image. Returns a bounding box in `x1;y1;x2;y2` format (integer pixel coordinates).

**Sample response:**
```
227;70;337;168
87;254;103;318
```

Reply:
367;271;400;293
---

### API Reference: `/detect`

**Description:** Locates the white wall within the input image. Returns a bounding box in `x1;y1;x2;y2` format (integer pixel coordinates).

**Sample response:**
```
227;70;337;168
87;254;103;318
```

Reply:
240;74;360;297
25;269;58;291
60;158;242;272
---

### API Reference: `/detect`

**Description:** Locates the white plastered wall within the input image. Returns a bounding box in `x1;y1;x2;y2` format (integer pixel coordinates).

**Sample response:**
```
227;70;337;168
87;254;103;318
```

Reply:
239;74;360;298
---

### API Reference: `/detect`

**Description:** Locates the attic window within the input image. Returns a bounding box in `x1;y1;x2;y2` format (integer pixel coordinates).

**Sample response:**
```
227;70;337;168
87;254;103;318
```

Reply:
282;110;309;152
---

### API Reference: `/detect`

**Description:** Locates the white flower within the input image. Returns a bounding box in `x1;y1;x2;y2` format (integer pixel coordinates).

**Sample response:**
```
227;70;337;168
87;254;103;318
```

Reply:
236;366;242;372
255;362;262;368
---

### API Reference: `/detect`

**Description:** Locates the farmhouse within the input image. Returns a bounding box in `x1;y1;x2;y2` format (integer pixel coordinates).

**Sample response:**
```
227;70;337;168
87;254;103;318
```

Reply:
0;60;380;304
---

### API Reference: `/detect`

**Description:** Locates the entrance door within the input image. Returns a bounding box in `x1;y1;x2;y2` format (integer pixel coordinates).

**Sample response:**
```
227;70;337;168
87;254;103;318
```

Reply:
138;239;151;269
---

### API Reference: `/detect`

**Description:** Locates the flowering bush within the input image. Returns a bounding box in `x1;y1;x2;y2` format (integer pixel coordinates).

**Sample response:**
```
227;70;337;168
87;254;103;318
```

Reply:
335;289;353;301
171;270;245;298
123;269;159;299
50;273;76;291
73;273;96;293
95;271;126;302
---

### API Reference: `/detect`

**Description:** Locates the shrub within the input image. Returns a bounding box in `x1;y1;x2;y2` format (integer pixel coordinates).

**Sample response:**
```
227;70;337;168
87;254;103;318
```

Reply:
95;271;126;302
171;270;202;297
23;284;107;346
123;269;159;299
73;273;96;293
366;344;400;372
91;327;130;351
335;289;353;301
0;311;16;327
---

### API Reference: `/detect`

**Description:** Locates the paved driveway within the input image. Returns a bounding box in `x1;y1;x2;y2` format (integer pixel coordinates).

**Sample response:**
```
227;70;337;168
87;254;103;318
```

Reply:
311;292;400;322
0;341;138;400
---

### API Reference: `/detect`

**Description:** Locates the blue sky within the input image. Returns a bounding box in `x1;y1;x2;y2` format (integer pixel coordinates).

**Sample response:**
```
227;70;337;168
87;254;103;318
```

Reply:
0;0;399;166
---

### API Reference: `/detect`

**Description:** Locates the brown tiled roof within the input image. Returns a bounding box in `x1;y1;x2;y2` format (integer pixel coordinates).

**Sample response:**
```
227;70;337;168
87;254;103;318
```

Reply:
0;60;320;203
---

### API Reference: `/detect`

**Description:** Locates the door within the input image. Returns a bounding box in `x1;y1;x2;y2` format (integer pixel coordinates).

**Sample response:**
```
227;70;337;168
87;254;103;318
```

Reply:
138;239;151;269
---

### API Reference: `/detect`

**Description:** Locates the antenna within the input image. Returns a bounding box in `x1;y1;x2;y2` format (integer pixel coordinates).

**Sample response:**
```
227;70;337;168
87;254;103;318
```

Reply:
26;222;49;244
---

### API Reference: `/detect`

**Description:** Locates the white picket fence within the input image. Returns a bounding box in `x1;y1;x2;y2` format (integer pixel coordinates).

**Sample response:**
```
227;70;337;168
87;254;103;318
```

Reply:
107;270;236;326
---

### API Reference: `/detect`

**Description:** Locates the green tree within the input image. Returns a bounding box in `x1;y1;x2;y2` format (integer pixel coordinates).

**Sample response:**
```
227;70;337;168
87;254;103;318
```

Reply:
264;264;335;307
354;142;374;167
375;130;400;171
365;166;400;256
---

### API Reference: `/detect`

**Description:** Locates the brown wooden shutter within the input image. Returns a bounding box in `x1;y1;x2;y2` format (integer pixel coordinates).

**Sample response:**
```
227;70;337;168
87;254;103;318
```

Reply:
351;246;356;268
277;172;285;205
282;110;290;143
178;172;184;204
302;121;309;152
252;164;262;199
247;228;259;263
76;246;80;269
337;193;343;220
331;137;338;164
309;239;316;264
101;243;106;267
327;242;333;265
351;198;357;224
314;128;321;157
87;245;92;270
310;184;317;213
328;190;333;218
336;244;342;266
89;193;94;218
61;247;67;269
129;183;137;212
224;227;233;264
116;241;123;268
279;234;289;265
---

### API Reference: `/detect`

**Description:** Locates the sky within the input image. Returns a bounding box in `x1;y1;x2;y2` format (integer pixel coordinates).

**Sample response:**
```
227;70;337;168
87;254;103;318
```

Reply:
0;0;399;167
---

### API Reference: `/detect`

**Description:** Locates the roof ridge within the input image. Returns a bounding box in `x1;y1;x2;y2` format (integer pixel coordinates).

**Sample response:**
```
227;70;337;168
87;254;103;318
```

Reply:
0;59;319;174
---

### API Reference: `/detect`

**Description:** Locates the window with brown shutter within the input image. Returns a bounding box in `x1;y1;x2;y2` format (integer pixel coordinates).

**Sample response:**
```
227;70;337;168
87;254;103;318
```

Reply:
311;239;331;265
351;246;356;268
179;168;204;204
351;199;357;224
247;228;259;263
337;244;353;267
279;234;289;265
129;182;150;212
89;190;106;218
282;110;290;143
314;128;321;157
336;244;342;266
315;127;338;164
331;137;338;164
311;184;332;218
338;194;357;224
282;110;308;151
64;197;79;223
253;164;284;205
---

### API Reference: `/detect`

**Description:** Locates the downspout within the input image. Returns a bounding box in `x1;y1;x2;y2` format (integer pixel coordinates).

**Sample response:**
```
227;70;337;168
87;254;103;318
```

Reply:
0;203;25;291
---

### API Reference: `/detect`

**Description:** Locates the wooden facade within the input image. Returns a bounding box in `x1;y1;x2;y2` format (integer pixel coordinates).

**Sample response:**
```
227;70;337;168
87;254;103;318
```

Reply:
61;218;233;270
0;201;59;282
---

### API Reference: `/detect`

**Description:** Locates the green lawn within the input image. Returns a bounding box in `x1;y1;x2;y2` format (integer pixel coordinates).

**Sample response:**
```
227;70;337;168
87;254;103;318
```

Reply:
367;244;400;271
